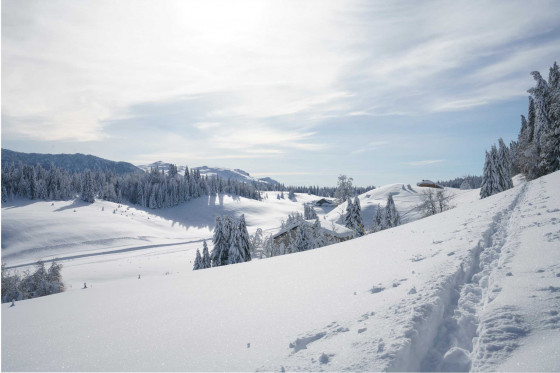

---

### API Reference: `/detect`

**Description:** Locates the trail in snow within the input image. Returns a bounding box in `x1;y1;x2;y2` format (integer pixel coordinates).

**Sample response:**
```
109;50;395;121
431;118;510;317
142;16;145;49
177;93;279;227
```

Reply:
4;238;209;270
418;183;529;372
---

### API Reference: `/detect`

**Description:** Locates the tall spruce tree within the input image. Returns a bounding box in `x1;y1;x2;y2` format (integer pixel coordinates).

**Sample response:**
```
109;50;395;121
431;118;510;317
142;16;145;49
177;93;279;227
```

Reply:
202;240;211;269
371;204;384;232
344;198;354;230
384;195;400;228
193;249;202;270
211;216;228;267
352;196;365;236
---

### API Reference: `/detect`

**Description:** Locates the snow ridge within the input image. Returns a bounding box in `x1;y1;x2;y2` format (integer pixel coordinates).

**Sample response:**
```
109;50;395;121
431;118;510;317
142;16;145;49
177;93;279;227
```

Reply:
388;183;529;372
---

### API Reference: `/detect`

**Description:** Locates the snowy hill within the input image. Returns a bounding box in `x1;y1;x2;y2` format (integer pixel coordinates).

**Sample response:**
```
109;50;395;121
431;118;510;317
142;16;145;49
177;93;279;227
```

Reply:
136;162;280;185
2;172;559;371
1;148;143;174
1;192;319;274
324;182;477;230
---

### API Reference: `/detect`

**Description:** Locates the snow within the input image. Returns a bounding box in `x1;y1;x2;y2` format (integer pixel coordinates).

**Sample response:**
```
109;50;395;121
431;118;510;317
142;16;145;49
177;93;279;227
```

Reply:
2;172;560;371
324;183;476;229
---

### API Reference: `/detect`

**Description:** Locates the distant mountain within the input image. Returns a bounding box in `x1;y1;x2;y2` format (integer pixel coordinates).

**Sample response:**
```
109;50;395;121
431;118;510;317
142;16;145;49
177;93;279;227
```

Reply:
137;161;280;185
1;149;143;175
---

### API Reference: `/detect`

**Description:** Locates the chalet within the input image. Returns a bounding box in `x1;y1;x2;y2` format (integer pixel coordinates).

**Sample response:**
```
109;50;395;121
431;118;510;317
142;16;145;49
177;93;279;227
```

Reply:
416;180;444;189
272;220;353;247
313;198;334;207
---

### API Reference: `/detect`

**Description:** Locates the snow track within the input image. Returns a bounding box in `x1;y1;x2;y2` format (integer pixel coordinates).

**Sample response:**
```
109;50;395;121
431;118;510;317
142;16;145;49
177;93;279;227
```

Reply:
389;183;529;372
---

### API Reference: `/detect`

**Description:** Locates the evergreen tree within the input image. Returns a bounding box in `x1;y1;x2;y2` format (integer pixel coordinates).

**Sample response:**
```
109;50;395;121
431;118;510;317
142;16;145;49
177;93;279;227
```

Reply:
480;151;493;199
202;240;211;269
193;249;202;270
497;138;514;191
236;214;252;262
352;196;365;236
371;204;384;232
344;198;354;229
211;216;228;267
82;170;96;203
384;195;400;228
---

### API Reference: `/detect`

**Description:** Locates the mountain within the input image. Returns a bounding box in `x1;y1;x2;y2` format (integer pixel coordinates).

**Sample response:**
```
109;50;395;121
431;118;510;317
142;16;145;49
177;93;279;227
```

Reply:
2;171;559;371
137;161;280;185
1;148;143;175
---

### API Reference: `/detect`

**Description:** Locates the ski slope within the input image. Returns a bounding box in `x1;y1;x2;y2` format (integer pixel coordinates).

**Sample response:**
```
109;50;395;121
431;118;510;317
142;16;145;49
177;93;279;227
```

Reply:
2;172;559;371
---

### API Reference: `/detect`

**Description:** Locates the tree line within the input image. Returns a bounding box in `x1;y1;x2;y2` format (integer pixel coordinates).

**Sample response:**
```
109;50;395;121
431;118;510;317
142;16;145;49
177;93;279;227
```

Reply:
1;163;262;207
481;61;559;198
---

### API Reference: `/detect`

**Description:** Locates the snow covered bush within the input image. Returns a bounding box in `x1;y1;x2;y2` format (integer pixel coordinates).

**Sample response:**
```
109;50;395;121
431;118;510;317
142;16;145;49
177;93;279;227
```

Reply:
1;261;65;303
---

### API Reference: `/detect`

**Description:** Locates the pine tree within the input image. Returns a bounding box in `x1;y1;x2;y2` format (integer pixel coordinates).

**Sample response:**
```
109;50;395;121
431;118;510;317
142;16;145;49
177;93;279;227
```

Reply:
227;223;244;264
497;138;514;191
480;150;493;199
193;249;202;270
371;204;384;232
82;170;96;203
352;196;365;236
202;240;211;269
384;195;400;228
236;214;252;262
344;198;354;229
211;216;228;267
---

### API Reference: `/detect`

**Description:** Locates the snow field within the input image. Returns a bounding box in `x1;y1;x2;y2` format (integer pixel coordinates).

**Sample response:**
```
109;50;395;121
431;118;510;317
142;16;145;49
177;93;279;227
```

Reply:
2;173;559;371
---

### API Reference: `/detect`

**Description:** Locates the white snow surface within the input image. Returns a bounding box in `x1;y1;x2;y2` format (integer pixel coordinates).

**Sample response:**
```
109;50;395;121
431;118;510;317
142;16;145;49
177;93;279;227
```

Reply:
324;183;475;229
2;172;560;371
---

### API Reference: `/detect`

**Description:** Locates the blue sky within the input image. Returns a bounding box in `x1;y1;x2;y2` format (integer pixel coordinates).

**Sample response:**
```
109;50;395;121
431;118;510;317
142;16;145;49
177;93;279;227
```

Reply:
2;0;560;186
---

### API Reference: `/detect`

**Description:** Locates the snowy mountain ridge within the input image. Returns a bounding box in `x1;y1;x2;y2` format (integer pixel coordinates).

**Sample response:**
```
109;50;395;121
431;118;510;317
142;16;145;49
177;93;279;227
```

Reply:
136;161;280;185
1;148;143;175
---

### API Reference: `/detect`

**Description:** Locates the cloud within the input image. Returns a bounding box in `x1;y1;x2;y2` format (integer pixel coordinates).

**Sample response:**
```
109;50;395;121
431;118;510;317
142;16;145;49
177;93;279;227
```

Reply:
2;0;560;152
405;160;444;166
194;122;222;130
351;140;390;154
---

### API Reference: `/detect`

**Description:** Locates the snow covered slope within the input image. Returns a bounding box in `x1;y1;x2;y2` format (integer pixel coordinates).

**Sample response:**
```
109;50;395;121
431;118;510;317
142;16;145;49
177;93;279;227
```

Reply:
325;183;477;229
1;192;320;284
3;172;559;371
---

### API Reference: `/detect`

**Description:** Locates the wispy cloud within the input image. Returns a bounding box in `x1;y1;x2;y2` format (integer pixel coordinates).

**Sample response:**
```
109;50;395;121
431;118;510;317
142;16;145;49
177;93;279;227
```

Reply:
194;122;222;130
4;0;559;144
405;160;444;166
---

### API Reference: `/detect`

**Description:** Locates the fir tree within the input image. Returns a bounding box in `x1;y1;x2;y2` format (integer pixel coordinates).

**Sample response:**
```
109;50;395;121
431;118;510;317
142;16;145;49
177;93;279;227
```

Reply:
371;204;384;232
480;150;493;199
193;249;202;270
497;138;514;191
384;195;400;228
202;240;211;269
211;216;228;267
352;196;365;236
344;198;354;229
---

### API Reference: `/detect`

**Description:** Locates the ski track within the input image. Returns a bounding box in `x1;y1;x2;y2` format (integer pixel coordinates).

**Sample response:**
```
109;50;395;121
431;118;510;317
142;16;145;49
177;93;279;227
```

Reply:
4;238;209;270
387;182;530;372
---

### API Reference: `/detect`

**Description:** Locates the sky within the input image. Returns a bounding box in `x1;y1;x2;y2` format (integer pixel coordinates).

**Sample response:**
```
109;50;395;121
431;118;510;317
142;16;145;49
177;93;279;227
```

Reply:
2;0;560;186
